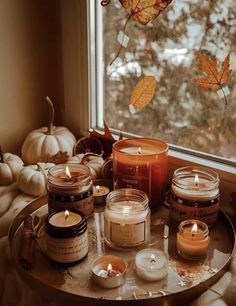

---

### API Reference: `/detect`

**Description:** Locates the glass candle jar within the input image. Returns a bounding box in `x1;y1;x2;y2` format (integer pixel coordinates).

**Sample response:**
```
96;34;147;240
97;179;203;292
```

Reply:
104;188;150;250
176;219;210;260
46;210;88;264
113;138;168;210
135;248;168;281
47;164;94;217
169;166;220;227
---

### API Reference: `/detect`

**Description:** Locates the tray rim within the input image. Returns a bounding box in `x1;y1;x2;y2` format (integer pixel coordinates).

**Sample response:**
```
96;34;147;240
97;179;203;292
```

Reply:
8;195;236;306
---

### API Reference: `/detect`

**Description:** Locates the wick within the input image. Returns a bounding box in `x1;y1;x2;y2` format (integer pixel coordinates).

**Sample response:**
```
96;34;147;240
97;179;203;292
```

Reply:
150;255;156;263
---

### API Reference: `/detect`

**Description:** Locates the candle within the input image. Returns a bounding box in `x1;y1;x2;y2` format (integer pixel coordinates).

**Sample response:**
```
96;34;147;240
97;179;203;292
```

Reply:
135;249;168;281
46;210;88;264
169;166;220;227
113;138;168;210
93;185;110;204
104;188;151;249
47;163;94;218
91;255;127;288
176;219;210;260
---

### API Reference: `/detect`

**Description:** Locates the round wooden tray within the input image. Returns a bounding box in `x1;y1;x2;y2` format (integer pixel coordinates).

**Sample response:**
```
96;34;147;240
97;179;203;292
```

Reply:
9;196;235;306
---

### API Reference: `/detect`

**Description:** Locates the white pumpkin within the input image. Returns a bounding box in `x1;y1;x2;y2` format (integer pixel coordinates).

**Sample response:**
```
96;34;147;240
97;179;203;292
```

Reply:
21;97;77;165
0;147;24;185
68;153;104;179
17;163;55;197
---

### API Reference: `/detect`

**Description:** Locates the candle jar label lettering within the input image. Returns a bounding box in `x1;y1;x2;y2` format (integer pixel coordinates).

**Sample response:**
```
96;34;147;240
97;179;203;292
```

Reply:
47;231;88;263
104;219;146;246
170;194;219;227
48;192;94;217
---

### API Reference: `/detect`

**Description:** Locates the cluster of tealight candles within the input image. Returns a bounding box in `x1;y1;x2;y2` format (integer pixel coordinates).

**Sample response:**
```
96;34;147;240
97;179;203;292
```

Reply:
43;137;219;290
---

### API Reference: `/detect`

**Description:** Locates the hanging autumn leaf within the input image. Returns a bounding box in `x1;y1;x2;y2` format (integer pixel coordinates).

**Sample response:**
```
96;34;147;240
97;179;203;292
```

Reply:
193;52;231;91
119;0;173;25
129;76;157;113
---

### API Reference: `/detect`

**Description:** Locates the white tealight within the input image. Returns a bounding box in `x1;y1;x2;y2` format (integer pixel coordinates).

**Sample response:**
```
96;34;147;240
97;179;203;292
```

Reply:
49;211;82;227
135;249;168;281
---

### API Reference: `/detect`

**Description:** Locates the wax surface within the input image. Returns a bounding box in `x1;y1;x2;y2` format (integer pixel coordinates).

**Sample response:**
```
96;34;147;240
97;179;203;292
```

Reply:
49;211;82;227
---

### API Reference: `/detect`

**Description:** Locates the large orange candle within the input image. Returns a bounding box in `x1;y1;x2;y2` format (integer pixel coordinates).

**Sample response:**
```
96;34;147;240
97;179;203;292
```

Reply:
113;138;168;210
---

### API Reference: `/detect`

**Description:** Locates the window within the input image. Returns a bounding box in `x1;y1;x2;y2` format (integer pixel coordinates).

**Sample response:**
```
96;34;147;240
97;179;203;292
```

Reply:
89;0;236;165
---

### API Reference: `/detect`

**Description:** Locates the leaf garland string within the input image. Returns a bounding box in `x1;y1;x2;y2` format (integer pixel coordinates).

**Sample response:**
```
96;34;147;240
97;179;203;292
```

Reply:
107;0;172;65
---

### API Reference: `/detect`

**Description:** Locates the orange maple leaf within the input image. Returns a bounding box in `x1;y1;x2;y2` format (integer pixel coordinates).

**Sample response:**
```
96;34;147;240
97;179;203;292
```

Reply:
193;52;231;91
119;0;173;25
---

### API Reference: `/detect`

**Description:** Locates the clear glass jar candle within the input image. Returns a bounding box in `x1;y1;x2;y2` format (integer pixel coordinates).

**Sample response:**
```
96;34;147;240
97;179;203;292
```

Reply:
47;164;94;217
113;138;168;210
104;188;150;249
169;166;220;227
177;219;210;260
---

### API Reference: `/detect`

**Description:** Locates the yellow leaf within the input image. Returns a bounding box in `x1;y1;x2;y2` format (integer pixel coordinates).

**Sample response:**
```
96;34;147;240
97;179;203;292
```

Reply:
39;151;69;164
193;52;231;91
119;0;173;25
130;76;157;111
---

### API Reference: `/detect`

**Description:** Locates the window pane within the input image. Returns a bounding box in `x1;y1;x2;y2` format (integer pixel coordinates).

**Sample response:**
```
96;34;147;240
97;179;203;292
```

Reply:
98;0;236;162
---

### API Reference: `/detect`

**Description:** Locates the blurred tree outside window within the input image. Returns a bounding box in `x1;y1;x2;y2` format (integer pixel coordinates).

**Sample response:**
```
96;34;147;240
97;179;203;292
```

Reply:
98;0;236;162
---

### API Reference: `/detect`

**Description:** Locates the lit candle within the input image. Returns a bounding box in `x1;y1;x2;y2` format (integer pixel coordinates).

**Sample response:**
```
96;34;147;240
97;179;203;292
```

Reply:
93;185;110;204
46;210;88;264
135;249;168;281
47;163;94;217
176;219;210;260
91;255;127;288
113;138;168;210
169;166;220;227
104;189;150;249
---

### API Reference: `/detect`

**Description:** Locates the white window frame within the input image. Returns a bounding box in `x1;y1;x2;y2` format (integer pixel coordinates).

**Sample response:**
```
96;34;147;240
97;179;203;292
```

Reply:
79;1;236;212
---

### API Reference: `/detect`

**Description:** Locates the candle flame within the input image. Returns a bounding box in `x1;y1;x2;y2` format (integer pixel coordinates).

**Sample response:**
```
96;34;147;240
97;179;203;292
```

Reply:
138;147;142;154
65;166;72;178
191;223;198;233
150;254;156;263
96;185;100;193
65;210;69;221
194;174;199;186
107;263;112;272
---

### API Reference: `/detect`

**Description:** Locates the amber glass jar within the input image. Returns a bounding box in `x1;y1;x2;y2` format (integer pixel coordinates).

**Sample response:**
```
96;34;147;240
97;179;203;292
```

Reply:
169;166;220;227
47;164;94;217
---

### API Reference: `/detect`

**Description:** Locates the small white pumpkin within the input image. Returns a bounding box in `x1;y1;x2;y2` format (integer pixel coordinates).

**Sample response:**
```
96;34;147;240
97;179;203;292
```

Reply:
68;153;104;179
0;147;24;185
0;183;20;217
17;163;55;197
21;97;77;165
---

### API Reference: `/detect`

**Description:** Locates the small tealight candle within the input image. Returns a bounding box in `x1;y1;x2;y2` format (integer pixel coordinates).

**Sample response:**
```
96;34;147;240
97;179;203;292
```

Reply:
46;210;88;264
93;185;110;204
177;219;210;260
91;255;127;288
135;249;168;281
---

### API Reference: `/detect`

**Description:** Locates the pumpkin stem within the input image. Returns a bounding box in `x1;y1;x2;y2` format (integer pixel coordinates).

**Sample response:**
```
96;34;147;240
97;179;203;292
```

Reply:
36;163;44;172
46;96;55;135
0;145;4;163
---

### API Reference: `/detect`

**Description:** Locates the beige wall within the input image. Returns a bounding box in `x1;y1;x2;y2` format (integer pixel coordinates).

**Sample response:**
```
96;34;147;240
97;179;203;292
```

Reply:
0;0;63;155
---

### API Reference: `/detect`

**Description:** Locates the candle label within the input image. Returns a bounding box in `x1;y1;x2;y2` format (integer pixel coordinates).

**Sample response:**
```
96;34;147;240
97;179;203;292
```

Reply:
48;191;94;217
170;193;220;227
47;231;88;263
105;220;146;246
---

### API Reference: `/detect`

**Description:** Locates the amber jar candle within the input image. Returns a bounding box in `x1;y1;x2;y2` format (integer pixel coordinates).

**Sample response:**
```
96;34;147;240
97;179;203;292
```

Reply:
46;210;88;264
113;138;168;210
169;166;220;227
47;164;94;217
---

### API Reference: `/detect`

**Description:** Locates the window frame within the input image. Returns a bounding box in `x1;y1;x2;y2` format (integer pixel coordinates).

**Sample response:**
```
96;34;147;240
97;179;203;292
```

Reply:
85;1;236;210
